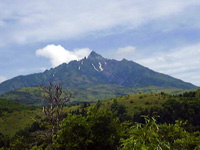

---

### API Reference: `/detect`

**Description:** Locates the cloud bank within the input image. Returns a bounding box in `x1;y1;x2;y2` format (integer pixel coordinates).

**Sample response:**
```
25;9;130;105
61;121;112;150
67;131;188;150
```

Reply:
0;0;200;46
36;45;91;67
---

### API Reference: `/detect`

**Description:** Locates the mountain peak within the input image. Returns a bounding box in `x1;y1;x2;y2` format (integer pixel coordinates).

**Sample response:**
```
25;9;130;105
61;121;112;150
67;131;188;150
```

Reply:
88;51;104;60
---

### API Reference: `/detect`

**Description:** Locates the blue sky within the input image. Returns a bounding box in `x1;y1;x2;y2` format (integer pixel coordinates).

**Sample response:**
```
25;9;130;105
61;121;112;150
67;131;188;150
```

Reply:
0;0;200;86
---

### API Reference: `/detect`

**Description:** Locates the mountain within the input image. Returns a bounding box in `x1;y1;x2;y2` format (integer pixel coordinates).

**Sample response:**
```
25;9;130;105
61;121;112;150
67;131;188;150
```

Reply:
0;51;197;94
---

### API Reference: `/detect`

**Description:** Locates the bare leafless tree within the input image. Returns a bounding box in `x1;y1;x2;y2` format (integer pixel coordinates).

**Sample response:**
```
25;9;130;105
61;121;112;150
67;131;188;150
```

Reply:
41;82;71;137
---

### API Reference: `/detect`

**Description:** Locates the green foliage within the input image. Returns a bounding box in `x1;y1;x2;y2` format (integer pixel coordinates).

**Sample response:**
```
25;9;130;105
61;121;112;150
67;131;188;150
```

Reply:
111;99;127;121
52;114;89;149
10;136;30;150
121;117;170;150
159;122;200;149
1;89;200;149
0;133;9;148
53;106;122;150
196;88;200;100
133;94;200;131
121;117;200;150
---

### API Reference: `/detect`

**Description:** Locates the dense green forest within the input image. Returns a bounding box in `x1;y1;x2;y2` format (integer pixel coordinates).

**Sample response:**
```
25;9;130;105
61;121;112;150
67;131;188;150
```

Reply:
0;87;200;149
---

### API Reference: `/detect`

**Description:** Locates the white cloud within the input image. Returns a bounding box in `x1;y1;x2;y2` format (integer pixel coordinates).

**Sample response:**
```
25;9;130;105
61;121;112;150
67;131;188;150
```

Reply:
0;76;7;83
136;43;200;86
36;45;91;67
0;0;200;45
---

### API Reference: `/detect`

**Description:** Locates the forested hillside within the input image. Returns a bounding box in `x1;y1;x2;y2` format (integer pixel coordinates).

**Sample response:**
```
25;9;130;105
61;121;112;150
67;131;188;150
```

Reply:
0;85;190;106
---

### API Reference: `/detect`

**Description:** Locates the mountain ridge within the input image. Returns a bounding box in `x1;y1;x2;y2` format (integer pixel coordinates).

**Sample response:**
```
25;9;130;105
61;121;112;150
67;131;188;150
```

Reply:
0;51;197;94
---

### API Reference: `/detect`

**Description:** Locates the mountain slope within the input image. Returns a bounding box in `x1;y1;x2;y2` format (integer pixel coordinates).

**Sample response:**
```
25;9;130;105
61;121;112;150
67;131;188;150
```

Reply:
0;85;189;106
0;51;197;94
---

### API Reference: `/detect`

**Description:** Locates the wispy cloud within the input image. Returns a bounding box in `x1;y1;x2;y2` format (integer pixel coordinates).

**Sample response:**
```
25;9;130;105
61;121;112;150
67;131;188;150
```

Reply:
136;43;200;86
36;45;91;67
111;46;136;60
0;0;200;46
0;76;7;83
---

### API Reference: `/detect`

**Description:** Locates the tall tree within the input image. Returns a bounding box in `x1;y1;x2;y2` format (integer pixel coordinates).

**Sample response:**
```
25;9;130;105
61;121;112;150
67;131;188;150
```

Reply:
41;82;71;137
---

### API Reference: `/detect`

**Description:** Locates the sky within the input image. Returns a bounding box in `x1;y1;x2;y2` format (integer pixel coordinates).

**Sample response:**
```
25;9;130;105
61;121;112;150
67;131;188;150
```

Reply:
0;0;200;86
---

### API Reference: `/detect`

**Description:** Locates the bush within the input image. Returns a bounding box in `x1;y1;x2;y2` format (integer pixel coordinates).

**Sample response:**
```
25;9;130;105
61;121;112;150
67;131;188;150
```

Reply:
129;100;134;104
121;117;200;150
0;133;9;148
53;106;122;150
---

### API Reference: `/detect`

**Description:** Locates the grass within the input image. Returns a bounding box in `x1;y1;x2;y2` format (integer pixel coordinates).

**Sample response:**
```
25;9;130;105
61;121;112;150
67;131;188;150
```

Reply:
100;93;174;116
0;98;42;137
0;97;81;138
0;109;42;137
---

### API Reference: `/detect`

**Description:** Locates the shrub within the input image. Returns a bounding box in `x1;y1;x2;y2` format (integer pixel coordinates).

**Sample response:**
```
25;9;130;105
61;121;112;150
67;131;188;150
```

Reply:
53;106;122;150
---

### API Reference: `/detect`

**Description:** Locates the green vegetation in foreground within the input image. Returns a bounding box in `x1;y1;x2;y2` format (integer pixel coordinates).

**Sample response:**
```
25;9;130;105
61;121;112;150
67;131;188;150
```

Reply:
4;105;200;149
0;89;197;137
0;85;190;106
0;89;200;149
